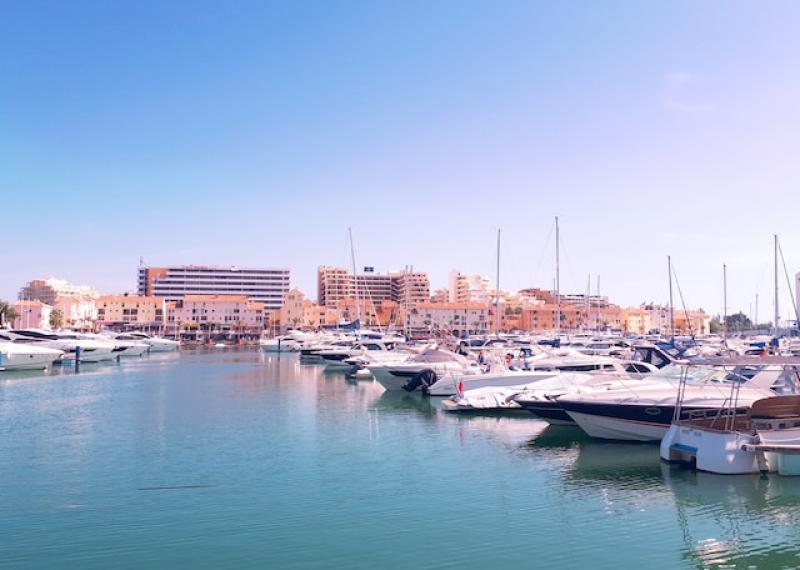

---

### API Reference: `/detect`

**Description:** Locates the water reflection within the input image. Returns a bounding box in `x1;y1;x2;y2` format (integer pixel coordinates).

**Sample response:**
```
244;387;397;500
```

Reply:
664;467;800;568
372;391;437;416
523;424;800;569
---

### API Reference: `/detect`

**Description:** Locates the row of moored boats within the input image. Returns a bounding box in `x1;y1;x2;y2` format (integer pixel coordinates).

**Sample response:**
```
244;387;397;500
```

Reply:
262;330;800;476
0;329;179;370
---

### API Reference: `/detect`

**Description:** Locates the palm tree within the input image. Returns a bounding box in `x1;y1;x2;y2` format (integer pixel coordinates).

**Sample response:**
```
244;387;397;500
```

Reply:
49;309;64;330
0;300;18;328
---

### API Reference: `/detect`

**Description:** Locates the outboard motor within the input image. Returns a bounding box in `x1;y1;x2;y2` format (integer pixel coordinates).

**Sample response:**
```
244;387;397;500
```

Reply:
402;369;438;392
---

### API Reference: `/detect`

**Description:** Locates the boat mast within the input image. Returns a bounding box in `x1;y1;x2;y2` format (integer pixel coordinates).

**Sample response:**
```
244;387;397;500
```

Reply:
723;263;728;340
495;228;501;336
349;227;360;329
755;293;759;329
586;274;590;332
555;216;561;337
596;275;601;332
774;234;780;333
668;255;675;341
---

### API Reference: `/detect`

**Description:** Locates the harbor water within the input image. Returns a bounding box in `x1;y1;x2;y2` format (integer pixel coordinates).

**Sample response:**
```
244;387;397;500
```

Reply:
3;349;800;569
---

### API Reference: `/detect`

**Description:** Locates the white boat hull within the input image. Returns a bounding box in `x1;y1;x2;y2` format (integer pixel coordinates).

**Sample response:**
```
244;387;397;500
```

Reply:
566;410;668;442
0;350;62;370
427;371;557;397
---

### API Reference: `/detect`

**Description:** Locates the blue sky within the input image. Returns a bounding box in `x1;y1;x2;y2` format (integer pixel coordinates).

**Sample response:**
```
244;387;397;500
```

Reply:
2;1;800;321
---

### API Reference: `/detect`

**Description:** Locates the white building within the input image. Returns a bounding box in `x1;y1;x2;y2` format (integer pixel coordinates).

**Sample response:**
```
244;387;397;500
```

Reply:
448;271;493;304
19;277;97;306
406;302;490;336
138;265;290;310
18;277;98;330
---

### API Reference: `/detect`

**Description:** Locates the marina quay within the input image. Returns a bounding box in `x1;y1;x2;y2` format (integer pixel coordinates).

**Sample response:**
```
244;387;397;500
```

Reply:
5;2;800;568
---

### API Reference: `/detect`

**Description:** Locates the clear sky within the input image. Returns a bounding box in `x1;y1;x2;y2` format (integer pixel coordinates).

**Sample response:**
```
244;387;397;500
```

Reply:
2;1;800;321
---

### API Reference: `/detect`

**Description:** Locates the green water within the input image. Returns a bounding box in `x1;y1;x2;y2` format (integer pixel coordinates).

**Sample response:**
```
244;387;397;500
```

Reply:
3;349;800;569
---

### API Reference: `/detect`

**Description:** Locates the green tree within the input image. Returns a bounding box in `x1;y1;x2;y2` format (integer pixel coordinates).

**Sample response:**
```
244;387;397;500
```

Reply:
0;300;18;327
49;309;64;330
725;312;752;332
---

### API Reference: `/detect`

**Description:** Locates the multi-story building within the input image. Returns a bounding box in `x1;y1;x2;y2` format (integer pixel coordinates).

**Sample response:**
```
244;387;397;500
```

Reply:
406;302;490;336
622;308;651;335
279;289;306;332
19;277;97;306
447;271;493;304
96;295;166;328
138;265;290;310
430;288;449;304
560;293;610;308
167;294;266;330
317;267;429;307
639;303;710;336
12;300;53;329
518;304;585;332
18;277;98;330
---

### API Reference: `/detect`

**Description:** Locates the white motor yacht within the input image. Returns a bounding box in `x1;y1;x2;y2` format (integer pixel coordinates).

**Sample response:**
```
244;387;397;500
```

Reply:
557;366;779;441
98;332;150;356
260;336;300;353
371;348;478;392
0;332;64;370
513;371;676;425
426;368;560;397
661;358;800;474
10;329;117;362
440;373;592;414
319;340;401;371
127;332;179;352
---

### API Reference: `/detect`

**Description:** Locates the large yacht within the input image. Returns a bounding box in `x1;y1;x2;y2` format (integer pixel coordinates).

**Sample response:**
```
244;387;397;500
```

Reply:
0;332;64;370
556;366;780;441
98;332;150;356
9;329;117;362
371;348;479;391
126;332;179;352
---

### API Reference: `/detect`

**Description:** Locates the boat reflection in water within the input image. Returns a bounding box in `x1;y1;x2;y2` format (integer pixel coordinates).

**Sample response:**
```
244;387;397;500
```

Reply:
372;391;438;417
527;426;800;568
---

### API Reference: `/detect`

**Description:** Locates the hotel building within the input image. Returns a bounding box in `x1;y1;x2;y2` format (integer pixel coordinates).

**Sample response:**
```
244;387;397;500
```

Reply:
138;265;290;310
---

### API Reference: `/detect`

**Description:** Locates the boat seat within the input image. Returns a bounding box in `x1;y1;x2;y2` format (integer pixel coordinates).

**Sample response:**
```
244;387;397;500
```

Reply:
751;395;800;419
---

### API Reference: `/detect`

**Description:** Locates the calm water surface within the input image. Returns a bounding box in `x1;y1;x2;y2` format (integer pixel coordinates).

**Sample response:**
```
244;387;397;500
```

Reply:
3;349;800;569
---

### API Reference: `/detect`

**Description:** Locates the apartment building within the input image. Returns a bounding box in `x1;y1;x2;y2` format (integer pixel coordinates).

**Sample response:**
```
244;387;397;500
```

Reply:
406;302;490;336
167;294;266;330
317;266;430;306
96;294;166;327
12;300;53;329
